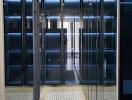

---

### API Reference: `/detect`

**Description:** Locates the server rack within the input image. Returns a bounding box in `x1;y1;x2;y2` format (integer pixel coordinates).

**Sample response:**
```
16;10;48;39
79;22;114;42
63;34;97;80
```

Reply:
80;0;116;85
43;29;67;84
120;0;132;99
4;0;22;85
4;0;68;85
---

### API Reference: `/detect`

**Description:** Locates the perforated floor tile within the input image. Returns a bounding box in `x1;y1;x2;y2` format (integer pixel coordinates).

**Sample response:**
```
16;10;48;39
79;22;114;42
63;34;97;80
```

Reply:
45;92;81;100
5;93;33;100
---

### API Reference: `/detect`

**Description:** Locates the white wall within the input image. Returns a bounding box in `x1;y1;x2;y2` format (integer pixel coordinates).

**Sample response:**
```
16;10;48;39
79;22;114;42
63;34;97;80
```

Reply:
0;1;5;100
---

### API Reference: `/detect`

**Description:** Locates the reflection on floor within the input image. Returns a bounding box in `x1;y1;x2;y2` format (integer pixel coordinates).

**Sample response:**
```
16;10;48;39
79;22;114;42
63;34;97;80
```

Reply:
5;85;116;100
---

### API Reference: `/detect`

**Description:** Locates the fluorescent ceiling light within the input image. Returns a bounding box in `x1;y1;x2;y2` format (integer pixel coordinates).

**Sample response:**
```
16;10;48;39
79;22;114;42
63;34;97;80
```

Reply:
45;0;59;3
6;16;114;19
65;0;115;2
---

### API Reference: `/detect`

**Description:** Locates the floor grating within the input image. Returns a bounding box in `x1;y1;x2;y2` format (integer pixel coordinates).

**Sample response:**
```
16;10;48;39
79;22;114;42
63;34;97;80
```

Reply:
45;92;81;100
5;93;33;100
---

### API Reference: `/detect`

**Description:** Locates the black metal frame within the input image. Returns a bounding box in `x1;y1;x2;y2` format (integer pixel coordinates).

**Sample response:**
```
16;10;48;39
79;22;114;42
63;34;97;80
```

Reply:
21;0;27;85
3;0;8;86
99;0;105;84
40;0;46;84
80;0;83;84
60;0;65;84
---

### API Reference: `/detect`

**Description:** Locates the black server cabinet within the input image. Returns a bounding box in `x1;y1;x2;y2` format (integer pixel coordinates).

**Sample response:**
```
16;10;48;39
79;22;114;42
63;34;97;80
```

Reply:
120;0;132;99
80;16;116;85
43;29;67;84
4;0;22;85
